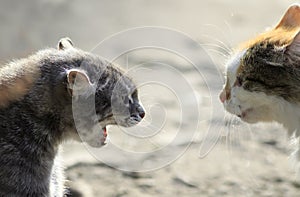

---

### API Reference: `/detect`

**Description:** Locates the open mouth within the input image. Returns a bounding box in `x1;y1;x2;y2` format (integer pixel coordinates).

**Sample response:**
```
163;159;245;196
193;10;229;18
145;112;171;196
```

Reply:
101;126;108;145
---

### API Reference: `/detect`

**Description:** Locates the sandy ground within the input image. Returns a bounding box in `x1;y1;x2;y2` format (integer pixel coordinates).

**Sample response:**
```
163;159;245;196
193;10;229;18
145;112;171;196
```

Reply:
1;0;300;196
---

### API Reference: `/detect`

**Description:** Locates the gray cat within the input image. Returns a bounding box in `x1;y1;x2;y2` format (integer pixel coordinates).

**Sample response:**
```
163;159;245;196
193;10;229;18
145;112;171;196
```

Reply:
0;38;145;196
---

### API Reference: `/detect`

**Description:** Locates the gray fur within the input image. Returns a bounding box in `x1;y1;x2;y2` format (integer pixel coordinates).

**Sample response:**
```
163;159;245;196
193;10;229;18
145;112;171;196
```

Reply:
0;38;145;196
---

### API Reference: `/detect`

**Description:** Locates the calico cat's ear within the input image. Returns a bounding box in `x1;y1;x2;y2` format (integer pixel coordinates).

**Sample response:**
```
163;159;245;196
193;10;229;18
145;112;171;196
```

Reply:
58;37;74;50
276;4;300;29
66;69;92;96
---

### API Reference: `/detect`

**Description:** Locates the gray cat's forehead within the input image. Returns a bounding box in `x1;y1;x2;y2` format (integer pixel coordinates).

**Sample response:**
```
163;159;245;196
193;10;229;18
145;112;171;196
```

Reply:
115;76;136;94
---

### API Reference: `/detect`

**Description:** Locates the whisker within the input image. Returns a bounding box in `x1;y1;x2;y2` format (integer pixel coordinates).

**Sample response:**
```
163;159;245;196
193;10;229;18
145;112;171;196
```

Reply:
136;99;155;108
201;34;233;54
200;43;232;56
202;24;234;51
137;94;153;101
225;114;232;155
228;115;235;155
236;121;242;148
224;20;234;44
232;117;242;151
139;118;165;133
207;49;230;59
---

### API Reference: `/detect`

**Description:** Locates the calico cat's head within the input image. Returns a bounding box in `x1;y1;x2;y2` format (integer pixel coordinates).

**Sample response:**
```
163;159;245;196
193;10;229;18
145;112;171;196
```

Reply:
220;5;300;129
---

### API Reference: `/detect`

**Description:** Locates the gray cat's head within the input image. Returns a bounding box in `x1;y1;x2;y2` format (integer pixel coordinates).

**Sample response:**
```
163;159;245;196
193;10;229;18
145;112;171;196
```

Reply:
219;5;300;127
31;38;145;147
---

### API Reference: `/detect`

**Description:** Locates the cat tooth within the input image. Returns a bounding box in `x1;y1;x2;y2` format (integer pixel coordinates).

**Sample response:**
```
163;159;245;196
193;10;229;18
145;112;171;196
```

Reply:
103;127;107;137
104;135;110;144
101;127;108;145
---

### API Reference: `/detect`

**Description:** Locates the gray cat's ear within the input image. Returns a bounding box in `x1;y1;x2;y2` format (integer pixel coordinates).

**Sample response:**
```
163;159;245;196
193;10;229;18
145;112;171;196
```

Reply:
276;4;300;29
286;31;300;52
58;37;74;50
66;69;92;96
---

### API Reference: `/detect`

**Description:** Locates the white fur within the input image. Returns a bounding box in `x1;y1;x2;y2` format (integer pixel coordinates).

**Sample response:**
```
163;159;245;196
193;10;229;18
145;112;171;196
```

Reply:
50;148;64;197
224;51;300;135
222;51;300;174
225;50;246;85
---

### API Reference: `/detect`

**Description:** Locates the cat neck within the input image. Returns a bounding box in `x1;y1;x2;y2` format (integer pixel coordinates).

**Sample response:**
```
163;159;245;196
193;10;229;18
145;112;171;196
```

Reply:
0;101;64;151
0;102;62;196
272;97;300;136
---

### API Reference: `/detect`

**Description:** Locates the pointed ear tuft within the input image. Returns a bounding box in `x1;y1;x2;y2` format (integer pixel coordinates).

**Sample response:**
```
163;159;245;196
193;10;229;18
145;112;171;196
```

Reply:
276;4;300;29
58;37;74;50
67;69;92;96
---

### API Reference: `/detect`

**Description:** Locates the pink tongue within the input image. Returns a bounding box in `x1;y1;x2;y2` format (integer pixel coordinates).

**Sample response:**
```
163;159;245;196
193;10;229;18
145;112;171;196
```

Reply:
103;127;107;137
101;127;108;145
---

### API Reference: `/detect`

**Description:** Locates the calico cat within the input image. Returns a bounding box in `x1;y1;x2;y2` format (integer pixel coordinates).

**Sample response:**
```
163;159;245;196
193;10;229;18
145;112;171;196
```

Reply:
220;5;300;162
0;38;145;196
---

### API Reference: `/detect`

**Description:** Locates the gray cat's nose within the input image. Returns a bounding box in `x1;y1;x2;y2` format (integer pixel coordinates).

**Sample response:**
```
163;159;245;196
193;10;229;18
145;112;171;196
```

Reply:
134;105;145;119
139;108;145;119
130;104;145;121
130;105;145;122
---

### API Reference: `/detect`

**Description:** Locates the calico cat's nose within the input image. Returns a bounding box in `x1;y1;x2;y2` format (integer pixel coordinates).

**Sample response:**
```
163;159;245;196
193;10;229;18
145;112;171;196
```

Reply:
219;91;226;103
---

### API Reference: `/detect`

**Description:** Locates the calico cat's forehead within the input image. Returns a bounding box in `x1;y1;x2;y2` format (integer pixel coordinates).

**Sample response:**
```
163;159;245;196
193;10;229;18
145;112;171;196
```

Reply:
225;50;246;83
226;50;246;74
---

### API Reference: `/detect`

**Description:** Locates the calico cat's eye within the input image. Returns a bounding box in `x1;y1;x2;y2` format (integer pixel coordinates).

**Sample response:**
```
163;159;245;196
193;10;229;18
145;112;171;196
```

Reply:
234;76;242;87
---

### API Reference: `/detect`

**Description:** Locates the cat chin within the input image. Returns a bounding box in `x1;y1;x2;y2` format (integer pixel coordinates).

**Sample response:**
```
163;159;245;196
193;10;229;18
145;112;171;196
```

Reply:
225;90;281;124
85;139;107;148
76;125;109;148
239;114;258;124
239;113;272;124
235;108;262;124
230;90;300;136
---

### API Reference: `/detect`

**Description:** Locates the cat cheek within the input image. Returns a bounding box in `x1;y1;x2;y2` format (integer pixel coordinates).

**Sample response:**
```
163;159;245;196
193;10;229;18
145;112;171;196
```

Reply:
231;86;246;100
225;100;241;116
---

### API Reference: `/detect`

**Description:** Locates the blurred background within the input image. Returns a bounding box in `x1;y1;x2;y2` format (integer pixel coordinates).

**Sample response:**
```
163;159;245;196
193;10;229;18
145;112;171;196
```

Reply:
1;0;300;196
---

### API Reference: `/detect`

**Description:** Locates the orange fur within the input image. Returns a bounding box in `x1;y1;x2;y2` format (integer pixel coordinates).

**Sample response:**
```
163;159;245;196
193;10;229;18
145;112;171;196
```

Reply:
239;27;300;51
238;5;300;50
0;67;40;107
